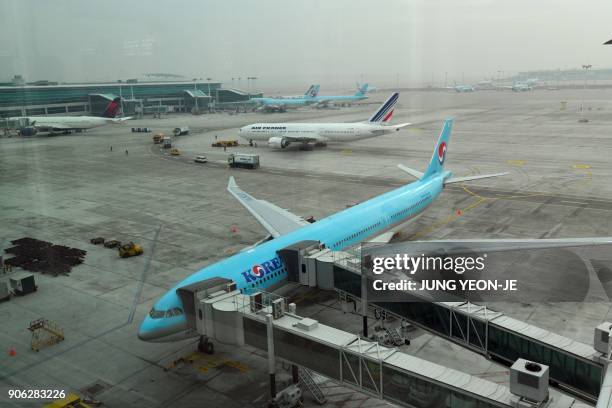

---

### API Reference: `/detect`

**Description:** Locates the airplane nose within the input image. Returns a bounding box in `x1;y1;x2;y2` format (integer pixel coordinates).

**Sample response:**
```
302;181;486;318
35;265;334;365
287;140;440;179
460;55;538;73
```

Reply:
137;328;149;341
137;316;157;341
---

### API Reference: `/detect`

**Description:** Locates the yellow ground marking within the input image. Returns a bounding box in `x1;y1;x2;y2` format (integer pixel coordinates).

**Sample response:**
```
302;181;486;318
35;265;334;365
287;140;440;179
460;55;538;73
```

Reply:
570;165;592;186
507;160;525;166
341;149;353;155
409;196;489;240
461;185;547;200
412;161;596;239
170;352;250;374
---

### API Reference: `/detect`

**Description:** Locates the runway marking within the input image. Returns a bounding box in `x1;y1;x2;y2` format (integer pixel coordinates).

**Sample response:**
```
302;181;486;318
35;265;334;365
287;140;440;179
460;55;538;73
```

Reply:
572;163;591;169
561;200;588;206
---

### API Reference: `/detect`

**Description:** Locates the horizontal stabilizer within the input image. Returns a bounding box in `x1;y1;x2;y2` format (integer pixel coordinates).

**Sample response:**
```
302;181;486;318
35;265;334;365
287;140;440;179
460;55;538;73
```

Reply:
391;123;411;130
445;172;508;184
397;164;423;180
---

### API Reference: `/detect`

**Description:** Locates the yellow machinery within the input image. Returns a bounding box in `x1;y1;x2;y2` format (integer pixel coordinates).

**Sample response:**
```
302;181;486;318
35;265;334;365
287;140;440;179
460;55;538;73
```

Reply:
212;140;238;148
170;148;180;156
29;318;64;352
118;242;143;258
152;133;165;144
43;393;95;408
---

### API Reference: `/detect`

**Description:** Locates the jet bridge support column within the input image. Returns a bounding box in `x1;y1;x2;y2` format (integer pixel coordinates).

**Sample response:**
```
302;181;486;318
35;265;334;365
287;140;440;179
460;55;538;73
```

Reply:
362;254;370;338
267;313;277;399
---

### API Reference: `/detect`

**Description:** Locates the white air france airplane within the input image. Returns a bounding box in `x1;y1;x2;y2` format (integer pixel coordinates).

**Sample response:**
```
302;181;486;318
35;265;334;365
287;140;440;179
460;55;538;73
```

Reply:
239;92;410;149
12;97;130;136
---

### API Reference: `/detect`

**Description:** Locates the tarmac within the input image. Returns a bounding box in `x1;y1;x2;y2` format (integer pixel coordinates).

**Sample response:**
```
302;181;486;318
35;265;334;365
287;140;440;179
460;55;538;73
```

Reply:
1;88;612;407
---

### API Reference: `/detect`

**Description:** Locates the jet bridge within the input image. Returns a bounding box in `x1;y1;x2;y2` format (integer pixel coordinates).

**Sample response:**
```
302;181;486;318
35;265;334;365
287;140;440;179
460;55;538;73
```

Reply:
185;279;589;408
286;246;609;403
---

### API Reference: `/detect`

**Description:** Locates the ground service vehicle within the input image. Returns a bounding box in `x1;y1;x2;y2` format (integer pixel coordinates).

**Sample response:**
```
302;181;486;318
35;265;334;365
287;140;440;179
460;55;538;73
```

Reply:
118;242;143;258
162;136;172;148
212;140;238;147
228;153;260;169
173;126;189;136
194;155;208;163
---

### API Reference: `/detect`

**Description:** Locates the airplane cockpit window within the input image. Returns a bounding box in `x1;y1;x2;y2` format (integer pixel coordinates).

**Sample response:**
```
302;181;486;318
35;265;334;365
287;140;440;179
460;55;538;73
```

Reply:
165;307;184;317
149;308;166;319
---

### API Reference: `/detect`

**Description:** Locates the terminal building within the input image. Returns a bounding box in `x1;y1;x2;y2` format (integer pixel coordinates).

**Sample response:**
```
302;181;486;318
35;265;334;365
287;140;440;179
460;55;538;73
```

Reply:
0;79;263;118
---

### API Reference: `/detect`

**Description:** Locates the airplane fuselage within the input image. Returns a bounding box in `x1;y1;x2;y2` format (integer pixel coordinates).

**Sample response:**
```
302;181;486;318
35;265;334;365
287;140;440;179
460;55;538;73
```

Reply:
138;172;448;341
12;116;113;131
313;94;368;103
239;122;401;144
249;97;315;108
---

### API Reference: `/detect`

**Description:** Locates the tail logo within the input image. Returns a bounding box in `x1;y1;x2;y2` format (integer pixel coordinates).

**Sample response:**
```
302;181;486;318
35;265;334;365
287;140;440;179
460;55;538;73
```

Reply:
252;265;264;277
438;142;447;164
103;97;121;118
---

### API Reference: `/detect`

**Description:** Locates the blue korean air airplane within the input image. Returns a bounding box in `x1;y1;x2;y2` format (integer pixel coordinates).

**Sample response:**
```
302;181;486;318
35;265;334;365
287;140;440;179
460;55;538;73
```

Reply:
138;118;514;342
249;85;320;112
311;83;369;107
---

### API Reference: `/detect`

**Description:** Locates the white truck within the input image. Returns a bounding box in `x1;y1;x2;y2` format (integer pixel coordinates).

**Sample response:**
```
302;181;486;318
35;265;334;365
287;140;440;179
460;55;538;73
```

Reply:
228;153;260;169
173;126;190;136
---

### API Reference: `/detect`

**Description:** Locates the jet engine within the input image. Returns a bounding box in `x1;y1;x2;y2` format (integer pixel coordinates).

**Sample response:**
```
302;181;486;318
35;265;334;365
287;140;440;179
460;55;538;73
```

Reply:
268;136;291;149
19;127;38;136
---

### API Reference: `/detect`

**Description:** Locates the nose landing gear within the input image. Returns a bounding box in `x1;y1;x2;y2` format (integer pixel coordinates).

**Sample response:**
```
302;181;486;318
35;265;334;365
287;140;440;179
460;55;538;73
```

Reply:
198;335;215;354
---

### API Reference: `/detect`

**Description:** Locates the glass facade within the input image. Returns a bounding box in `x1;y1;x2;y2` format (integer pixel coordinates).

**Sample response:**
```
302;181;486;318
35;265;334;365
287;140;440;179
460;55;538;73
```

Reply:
488;326;602;399
382;366;504;408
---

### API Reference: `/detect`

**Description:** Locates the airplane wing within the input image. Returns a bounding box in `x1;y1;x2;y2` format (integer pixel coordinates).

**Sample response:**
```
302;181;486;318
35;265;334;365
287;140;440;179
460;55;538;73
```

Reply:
111;117;132;122
227;177;310;237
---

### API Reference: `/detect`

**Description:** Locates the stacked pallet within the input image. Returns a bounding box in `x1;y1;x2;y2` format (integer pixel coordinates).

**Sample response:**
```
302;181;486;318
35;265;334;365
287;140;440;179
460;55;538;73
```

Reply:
4;237;86;276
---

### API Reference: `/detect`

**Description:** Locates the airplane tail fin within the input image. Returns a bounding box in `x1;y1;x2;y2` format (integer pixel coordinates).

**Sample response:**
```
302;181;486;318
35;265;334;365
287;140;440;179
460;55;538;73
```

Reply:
367;92;399;124
398;118;508;183
422;118;453;179
102;97;121;118
304;84;320;97
355;83;369;96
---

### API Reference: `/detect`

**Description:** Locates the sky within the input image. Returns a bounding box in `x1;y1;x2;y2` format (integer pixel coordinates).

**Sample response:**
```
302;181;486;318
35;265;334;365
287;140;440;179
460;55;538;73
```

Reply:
1;0;612;91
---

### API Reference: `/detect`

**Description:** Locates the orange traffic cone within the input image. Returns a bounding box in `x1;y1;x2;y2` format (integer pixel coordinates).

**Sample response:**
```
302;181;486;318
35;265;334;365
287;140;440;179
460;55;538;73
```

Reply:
8;347;16;357
231;225;238;234
456;209;463;216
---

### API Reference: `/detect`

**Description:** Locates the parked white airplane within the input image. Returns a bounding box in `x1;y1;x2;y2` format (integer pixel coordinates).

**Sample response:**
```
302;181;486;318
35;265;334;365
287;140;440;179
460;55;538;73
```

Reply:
239;92;410;148
13;97;130;136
